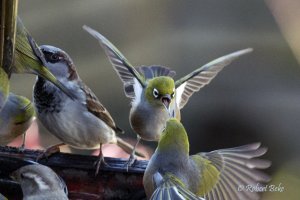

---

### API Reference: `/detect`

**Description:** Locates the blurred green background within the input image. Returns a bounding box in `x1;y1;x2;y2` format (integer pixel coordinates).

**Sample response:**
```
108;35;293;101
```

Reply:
9;0;300;199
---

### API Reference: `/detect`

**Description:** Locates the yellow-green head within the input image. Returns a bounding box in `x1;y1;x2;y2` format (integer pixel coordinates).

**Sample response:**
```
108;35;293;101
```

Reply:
145;76;175;109
157;118;189;154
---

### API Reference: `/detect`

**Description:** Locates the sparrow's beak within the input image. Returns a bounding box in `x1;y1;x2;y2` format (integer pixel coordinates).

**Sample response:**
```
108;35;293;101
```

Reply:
32;66;77;100
161;94;171;111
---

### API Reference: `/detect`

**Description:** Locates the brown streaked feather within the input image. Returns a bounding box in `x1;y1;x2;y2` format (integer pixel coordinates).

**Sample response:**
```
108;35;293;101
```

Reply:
80;83;123;133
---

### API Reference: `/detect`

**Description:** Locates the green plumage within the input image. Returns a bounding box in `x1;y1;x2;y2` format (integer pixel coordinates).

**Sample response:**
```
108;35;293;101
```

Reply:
0;68;9;111
144;118;271;200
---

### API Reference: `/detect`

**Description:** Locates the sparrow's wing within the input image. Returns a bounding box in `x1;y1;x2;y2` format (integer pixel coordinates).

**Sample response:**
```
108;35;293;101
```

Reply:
83;25;145;99
80;83;123;133
191;143;271;200
175;48;252;109
151;172;204;200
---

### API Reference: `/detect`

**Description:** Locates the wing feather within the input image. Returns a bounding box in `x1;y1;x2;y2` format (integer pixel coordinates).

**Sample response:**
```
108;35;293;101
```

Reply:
151;172;204;200
83;25;145;99
175;48;253;109
191;142;271;200
80;83;123;133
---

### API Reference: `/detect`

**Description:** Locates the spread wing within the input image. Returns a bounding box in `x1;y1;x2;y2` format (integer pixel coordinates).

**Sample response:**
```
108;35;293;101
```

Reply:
175;48;252;109
83;25;145;99
80;83;123;133
150;172;204;200
191;142;271;200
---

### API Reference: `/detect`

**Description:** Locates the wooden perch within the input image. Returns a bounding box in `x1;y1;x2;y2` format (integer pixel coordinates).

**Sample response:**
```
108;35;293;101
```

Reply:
0;146;148;200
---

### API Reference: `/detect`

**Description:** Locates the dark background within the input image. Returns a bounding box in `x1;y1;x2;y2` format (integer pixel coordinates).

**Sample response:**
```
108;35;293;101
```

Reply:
8;1;300;199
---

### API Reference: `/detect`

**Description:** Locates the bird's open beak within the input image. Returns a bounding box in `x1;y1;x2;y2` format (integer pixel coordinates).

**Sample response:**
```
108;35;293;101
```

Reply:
161;94;171;111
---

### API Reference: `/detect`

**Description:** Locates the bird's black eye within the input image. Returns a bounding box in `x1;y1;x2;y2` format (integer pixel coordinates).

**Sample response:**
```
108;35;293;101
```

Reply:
51;54;59;61
153;88;159;98
171;92;175;98
171;88;175;98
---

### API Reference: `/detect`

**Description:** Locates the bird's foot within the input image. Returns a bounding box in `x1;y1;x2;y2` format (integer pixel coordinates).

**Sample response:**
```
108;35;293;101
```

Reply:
17;144;26;153
36;144;61;162
124;154;137;171
94;155;110;176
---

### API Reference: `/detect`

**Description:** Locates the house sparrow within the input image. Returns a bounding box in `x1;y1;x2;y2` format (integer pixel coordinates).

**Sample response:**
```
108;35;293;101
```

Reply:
33;45;144;174
0;93;35;149
83;25;252;163
11;164;68;200
143;118;271;200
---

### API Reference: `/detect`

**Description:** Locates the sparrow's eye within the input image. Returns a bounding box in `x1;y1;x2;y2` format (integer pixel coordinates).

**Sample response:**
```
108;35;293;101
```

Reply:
153;88;159;98
50;54;59;61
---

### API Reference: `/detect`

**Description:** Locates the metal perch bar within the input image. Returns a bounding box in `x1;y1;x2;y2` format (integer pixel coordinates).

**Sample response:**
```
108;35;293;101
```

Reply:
0;146;148;200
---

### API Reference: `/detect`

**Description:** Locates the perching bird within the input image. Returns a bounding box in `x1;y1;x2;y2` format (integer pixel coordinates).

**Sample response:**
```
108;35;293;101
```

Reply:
83;25;252;160
12;17;75;100
143;118;271;200
0;68;9;111
11;164;68;200
0;93;35;148
33;45;145;174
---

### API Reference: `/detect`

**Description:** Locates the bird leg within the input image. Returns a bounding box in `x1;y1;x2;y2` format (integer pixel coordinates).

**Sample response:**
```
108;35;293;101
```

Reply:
125;135;141;170
94;143;109;175
36;142;65;161
17;132;27;152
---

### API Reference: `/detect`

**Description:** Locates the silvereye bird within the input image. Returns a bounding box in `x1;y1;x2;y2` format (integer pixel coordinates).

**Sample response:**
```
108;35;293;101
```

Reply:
33;45;145;174
13;17;76;100
0;68;9;111
143;118;271;200
83;25;252;160
0;93;35;148
11;164;68;200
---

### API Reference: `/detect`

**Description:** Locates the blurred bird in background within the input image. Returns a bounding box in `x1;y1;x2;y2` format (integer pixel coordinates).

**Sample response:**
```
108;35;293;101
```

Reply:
84;25;252;164
0;93;35;149
11;163;68;200
144;118;271;200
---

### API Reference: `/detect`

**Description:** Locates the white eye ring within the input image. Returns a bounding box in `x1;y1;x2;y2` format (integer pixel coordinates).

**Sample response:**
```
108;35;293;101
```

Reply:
153;88;159;98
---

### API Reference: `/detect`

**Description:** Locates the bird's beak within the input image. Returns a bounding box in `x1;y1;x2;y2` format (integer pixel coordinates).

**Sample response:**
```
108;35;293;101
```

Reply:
161;94;171;111
31;66;77;100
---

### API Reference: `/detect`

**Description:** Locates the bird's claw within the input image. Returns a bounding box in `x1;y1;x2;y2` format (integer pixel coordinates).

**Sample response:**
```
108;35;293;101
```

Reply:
36;145;60;162
94;156;110;176
124;154;137;171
